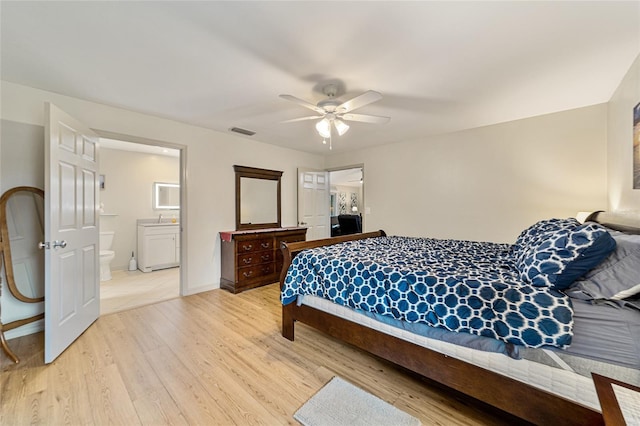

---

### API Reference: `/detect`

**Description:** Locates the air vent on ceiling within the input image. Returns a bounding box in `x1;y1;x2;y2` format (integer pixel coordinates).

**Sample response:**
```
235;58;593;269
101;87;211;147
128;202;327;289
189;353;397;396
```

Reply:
230;127;256;136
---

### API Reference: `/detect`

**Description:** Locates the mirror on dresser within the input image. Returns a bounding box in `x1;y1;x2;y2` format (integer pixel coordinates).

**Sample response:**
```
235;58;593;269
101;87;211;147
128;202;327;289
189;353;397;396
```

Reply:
234;165;282;230
221;166;306;294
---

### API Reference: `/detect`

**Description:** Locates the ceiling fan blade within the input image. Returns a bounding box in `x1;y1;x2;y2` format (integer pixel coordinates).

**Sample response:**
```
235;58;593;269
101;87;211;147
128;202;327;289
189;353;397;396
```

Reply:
341;113;390;124
279;94;325;114
281;115;324;123
337;90;383;113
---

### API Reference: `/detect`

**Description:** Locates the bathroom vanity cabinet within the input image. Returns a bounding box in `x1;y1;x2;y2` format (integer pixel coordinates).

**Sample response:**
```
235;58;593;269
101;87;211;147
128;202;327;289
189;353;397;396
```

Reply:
137;223;180;272
220;227;307;293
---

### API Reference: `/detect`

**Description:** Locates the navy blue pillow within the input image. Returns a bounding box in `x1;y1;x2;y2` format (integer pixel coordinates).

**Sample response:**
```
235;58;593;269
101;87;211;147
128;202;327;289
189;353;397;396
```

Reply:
566;233;640;300
517;222;617;289
553;230;617;289
511;218;580;264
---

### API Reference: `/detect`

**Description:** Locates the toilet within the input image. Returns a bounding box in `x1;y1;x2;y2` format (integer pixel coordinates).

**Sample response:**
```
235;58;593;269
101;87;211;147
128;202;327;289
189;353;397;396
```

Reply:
99;231;116;281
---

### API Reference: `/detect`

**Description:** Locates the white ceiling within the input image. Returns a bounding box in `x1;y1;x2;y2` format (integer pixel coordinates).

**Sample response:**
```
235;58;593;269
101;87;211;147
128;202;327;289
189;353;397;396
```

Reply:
2;1;639;154
330;168;363;188
100;138;180;157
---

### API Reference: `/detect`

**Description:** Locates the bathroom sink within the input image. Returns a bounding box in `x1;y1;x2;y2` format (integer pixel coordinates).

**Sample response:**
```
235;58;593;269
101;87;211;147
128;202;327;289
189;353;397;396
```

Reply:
137;218;179;227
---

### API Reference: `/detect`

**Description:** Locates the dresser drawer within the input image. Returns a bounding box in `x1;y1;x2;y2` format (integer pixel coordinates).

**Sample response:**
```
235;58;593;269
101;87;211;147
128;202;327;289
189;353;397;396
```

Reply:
238;263;275;282
220;227;306;294
238;251;272;267
236;238;272;253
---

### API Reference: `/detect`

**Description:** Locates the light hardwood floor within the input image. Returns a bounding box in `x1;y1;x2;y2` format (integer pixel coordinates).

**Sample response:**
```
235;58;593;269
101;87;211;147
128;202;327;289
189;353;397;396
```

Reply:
1;284;516;425
100;267;180;315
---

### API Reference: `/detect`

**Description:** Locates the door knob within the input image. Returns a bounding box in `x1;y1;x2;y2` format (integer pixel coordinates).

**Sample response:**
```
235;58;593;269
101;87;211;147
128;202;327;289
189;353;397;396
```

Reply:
38;240;67;250
53;240;68;249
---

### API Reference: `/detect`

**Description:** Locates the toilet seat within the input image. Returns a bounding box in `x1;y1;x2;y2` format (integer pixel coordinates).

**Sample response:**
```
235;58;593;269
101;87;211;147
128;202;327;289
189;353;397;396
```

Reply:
100;250;115;258
99;250;115;281
99;231;116;281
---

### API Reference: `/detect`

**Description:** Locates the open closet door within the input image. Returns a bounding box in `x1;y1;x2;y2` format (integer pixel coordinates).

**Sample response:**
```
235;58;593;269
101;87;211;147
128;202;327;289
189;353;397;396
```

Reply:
43;103;100;363
297;168;330;240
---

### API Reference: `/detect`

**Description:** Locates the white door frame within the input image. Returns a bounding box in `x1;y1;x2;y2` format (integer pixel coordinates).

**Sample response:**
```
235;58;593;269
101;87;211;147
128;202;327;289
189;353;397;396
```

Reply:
327;164;365;230
93;130;187;297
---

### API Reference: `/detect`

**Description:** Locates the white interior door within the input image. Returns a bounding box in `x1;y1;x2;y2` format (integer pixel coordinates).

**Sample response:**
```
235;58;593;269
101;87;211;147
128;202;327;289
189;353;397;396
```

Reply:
297;169;330;240
44;103;100;363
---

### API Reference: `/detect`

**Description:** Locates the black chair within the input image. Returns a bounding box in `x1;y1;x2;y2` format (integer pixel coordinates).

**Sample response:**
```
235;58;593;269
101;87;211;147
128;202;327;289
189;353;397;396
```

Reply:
331;216;341;237
337;214;362;235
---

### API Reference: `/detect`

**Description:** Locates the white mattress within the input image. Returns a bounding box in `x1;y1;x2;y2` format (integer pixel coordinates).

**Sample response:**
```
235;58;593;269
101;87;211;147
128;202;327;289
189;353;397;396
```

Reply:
300;294;601;411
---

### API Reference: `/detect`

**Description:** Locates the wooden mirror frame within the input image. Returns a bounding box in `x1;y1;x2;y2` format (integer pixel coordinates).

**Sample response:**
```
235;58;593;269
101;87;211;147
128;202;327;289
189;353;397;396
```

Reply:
0;186;45;363
234;165;282;231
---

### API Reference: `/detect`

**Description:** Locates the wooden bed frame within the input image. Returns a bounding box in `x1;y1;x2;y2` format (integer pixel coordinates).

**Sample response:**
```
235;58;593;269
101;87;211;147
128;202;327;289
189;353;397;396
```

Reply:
279;230;605;425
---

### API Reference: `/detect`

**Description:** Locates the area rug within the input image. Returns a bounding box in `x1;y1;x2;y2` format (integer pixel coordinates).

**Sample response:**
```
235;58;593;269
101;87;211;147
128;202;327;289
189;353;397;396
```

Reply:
293;376;421;426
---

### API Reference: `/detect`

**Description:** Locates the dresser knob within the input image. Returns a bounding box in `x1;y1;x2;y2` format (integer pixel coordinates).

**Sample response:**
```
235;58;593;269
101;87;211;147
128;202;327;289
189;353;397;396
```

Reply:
243;258;252;264
243;270;253;278
243;244;253;251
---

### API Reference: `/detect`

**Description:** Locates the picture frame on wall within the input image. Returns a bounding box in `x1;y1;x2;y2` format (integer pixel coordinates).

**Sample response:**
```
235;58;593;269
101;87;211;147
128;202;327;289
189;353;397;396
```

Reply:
634;102;640;189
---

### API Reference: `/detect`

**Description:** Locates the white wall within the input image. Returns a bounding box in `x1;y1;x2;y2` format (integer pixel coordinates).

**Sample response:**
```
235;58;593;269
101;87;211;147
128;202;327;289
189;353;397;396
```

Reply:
0;81;324;327
326;104;608;243
0;120;44;190
608;53;640;211
99;147;179;270
0;120;45;336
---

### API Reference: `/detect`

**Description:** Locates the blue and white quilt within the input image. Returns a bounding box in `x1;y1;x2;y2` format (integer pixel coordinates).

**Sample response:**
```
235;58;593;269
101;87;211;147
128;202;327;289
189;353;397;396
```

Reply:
281;236;574;349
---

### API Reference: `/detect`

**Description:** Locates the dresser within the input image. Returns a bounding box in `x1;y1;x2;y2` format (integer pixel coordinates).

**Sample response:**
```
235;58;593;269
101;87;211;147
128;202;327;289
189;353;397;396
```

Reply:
220;227;307;293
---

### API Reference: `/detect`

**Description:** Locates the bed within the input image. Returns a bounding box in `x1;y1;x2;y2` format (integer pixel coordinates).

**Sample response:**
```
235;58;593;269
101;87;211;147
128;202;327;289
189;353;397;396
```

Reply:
279;212;640;425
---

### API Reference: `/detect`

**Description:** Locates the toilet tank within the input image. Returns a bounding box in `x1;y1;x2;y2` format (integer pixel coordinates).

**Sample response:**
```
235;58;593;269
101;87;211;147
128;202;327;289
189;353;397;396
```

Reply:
99;231;115;250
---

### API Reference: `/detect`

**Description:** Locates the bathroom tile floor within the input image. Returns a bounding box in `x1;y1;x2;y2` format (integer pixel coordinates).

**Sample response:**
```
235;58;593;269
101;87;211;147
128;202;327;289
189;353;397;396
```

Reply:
100;267;180;316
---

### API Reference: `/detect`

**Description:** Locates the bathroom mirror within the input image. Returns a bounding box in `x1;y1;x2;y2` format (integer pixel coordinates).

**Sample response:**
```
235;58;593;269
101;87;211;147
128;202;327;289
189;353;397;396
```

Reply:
0;186;45;363
153;182;180;210
234;165;282;230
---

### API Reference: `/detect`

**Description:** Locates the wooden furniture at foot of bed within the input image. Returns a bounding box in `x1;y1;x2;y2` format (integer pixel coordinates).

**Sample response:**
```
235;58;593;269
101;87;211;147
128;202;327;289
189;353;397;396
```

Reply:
279;230;603;426
592;373;640;426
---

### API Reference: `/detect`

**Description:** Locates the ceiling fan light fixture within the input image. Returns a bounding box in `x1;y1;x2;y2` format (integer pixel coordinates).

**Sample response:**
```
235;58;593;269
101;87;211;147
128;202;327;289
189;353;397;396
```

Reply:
334;119;349;136
316;118;331;138
281;87;389;148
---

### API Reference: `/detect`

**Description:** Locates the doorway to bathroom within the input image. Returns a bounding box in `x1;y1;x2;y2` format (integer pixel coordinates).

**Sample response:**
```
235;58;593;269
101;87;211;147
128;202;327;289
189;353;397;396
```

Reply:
97;137;184;315
328;166;364;237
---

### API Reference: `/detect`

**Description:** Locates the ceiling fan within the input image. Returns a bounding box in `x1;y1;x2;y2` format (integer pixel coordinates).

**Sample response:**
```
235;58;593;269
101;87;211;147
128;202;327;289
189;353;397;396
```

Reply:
280;84;390;148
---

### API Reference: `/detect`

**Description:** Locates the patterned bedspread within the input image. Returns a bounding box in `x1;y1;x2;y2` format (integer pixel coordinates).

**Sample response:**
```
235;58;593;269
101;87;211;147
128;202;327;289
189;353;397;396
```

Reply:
281;236;573;348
